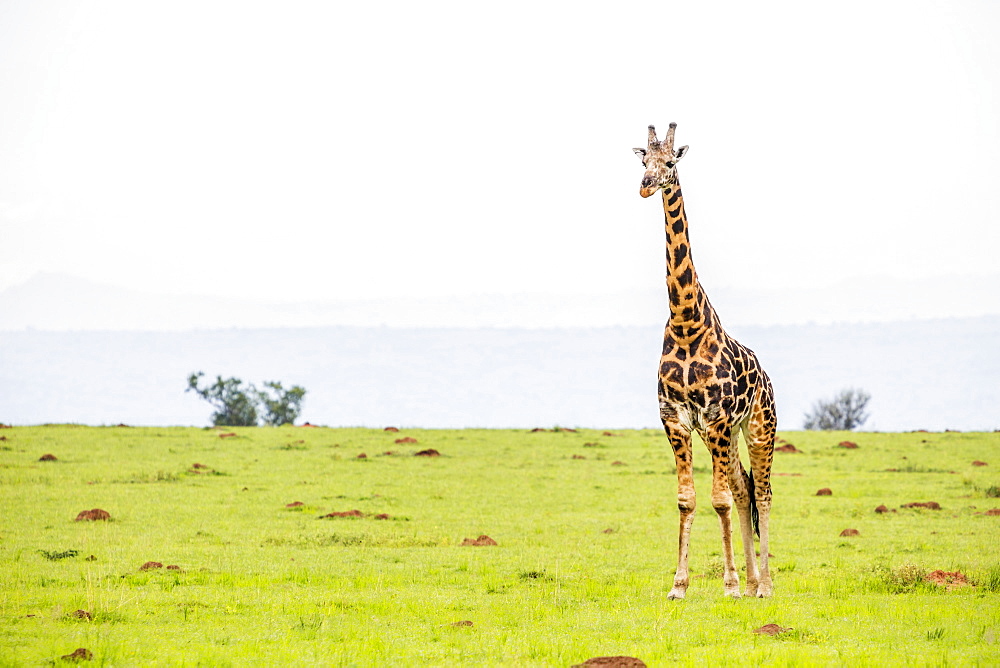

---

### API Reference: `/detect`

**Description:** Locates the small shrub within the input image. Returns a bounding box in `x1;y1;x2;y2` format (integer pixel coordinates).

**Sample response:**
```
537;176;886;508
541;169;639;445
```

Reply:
39;549;79;561
804;388;871;431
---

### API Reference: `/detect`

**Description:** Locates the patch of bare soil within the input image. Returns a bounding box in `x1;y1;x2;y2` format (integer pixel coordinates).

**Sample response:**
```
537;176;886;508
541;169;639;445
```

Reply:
602;431;617;437
74;509;110;522
924;570;970;590
753;623;791;636
140;561;163;570
166;565;181;570
450;620;474;627
530;428;549;432
382;451;397;456
816;488;832;496
775;444;800;453
572;454;586;460
218;432;237;439
572;657;647;667
39;453;58;461
414;448;440;457
984;508;1000;516
602;528;615;534
583;442;599;447
902;501;941;510
60;647;93;662
384;427;399;432
875;505;897;514
356;453;367;459
972;460;988;466
838;441;859;449
374;513;391;520
839;529;860;537
321;510;364;518
611;461;626;466
70;609;92;620
191;463;209;469
461;535;497;546
396;437;419;444
286;501;304;508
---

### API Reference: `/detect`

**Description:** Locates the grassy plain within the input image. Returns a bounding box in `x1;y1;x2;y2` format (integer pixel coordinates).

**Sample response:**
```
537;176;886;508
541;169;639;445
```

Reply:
0;425;998;666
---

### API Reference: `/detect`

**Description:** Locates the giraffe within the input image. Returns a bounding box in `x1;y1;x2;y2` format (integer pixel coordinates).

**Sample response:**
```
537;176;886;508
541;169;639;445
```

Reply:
634;122;776;599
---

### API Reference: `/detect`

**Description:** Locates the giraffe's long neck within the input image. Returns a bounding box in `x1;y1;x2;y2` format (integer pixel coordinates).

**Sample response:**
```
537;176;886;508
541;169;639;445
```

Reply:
662;183;715;339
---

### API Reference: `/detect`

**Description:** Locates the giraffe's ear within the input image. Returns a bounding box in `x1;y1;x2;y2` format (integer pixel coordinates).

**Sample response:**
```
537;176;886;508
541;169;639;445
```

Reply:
674;145;689;160
633;148;647;160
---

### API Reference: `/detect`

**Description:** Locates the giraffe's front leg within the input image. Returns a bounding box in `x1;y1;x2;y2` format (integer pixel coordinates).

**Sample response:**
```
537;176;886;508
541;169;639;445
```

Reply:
704;425;741;598
664;421;694;600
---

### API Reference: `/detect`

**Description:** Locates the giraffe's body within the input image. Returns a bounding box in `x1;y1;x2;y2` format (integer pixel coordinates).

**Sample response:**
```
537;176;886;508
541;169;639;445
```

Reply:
635;123;776;599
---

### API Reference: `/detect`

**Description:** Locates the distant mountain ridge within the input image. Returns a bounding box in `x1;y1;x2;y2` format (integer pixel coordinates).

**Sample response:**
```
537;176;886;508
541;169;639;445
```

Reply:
2;271;999;330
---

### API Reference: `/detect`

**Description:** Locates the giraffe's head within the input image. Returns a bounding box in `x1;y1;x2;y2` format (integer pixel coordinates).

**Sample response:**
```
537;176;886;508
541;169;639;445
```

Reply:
634;123;689;198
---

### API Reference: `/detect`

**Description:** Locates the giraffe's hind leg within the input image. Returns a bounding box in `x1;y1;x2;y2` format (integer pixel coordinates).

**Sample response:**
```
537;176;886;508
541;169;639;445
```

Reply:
743;392;776;598
702;423;741;598
728;421;760;597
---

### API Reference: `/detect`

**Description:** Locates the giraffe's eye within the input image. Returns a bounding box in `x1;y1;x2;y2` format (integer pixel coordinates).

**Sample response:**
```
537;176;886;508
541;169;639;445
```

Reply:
666;161;675;168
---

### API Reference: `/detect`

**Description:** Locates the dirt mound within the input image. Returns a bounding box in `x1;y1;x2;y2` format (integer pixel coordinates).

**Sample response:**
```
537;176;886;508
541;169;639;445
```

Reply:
602;528;615;534
572;454;586;460
286;501;304;508
461;535;497;546
816;488;832;496
753;623;791;636
924;570;969;590
166;565;181;570
356;453;367;459
71;609;92;620
583;442;599;447
775;444;800;453
60;647;93;662
838;441;859;449
301;422;319;427
218;432;237;439
140;561;163;570
75;509;110;522
191;463;209;469
984;508;1000;516
450;620;474;627
374;513;391;520
611;461;626;466
902;501;941;510
602;431;617;437
572;657;646;667
396;437;419;444
839;528;860;537
321;510;364;518
530;428;549;432
972;460;988;466
875;505;897;514
382;451;397;456
39;453;58;461
414;448;440;457
384;427;399;432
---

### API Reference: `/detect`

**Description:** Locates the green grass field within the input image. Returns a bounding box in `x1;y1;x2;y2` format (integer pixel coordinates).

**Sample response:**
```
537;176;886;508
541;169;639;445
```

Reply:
1;425;998;666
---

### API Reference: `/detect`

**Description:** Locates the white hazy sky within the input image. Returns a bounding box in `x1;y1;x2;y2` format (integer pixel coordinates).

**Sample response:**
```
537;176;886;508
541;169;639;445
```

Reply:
2;0;998;308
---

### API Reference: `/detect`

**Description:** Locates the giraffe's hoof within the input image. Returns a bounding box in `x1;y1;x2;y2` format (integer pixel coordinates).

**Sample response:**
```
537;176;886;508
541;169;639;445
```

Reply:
743;584;759;598
667;588;687;600
724;589;742;599
756;582;773;598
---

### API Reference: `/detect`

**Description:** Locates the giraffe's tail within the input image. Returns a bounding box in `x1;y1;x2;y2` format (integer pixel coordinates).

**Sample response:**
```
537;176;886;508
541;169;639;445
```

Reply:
746;468;760;537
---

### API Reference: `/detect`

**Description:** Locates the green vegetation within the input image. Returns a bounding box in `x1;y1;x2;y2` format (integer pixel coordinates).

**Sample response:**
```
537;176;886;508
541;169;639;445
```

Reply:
803;387;871;430
1;426;998;665
186;373;306;426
